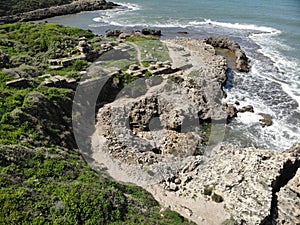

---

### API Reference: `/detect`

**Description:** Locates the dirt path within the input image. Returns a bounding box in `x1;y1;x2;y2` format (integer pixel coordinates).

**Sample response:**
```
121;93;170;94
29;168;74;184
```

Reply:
128;42;143;67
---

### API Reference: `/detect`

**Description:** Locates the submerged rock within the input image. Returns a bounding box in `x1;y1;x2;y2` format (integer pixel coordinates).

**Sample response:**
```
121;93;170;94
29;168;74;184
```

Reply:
258;113;273;127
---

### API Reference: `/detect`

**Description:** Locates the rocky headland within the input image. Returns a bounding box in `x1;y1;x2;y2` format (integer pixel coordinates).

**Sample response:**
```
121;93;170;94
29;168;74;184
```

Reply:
1;20;298;224
0;0;118;24
85;33;300;224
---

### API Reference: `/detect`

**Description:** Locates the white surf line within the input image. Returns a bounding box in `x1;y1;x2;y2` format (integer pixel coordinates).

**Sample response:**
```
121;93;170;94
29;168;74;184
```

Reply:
250;60;300;111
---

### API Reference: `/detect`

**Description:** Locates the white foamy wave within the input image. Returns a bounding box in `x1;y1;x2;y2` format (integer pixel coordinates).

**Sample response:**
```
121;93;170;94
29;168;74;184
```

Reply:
190;19;281;34
225;90;300;151
250;34;300;110
115;2;141;11
94;16;190;28
93;2;140;24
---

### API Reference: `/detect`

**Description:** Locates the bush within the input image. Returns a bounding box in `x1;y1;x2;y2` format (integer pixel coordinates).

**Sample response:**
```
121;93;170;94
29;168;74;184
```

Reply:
73;60;88;71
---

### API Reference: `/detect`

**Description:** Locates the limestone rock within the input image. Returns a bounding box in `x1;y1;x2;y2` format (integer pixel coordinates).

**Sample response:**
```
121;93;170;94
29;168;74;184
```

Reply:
258;113;273;127
277;169;300;224
5;78;36;88
204;37;250;72
42;75;77;90
238;105;254;113
106;29;122;38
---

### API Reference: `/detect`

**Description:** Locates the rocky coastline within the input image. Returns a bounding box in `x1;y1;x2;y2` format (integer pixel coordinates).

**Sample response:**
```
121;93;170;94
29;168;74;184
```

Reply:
85;33;300;224
0;0;118;24
2;18;297;222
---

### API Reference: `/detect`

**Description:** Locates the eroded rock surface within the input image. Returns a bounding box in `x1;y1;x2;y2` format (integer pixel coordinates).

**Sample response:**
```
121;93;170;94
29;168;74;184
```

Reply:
91;38;299;224
277;168;300;224
204;36;250;72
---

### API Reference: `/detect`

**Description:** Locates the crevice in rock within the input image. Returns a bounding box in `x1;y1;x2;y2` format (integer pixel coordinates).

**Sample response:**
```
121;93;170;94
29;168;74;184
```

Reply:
260;159;300;225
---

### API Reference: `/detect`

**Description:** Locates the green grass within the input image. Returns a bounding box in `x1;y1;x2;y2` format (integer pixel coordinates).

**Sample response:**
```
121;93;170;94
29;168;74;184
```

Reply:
0;22;195;225
128;39;171;63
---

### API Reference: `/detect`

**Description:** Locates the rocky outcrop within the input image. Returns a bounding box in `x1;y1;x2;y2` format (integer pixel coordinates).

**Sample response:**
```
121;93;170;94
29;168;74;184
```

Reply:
141;28;162;36
0;49;9;68
106;29;162;38
106;29;122;38
170;144;300;224
90;37;299;224
204;37;250;72
259;113;273;127
41;75;77;90
0;0;118;24
96;38;230;161
48;37;101;69
5;78;36;88
277;168;300;224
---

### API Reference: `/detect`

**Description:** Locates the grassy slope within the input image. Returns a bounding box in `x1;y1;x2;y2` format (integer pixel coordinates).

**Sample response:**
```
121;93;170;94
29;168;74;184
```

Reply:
0;0;73;17
0;22;195;225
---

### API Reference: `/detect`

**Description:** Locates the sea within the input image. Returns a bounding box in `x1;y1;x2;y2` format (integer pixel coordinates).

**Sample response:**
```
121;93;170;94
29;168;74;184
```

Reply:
43;0;300;151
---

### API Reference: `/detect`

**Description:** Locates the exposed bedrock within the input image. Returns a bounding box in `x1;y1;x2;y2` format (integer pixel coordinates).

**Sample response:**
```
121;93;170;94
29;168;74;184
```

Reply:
170;144;300;224
91;38;299;224
204;36;250;72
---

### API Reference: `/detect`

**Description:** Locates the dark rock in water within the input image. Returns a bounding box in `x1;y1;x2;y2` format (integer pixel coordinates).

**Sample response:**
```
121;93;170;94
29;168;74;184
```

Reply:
141;28;162;36
204;37;250;72
0;49;9;68
106;29;122;37
223;103;238;118
238;105;254;113
258;113;273;127
177;31;189;35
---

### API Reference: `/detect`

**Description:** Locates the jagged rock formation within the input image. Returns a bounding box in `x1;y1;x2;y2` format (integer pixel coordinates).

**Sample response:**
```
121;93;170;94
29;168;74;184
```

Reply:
91;37;299;224
0;0;117;24
106;29;162;38
277;167;300;224
169;144;300;224
96;38;230;163
204;36;250;72
5;78;36;88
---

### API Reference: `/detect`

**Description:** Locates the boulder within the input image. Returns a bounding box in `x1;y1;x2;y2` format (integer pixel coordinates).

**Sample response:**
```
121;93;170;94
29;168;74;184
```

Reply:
177;31;189;35
238;105;254;113
141;28;162;36
258;113;273;127
106;29;122;37
119;32;131;39
223;103;238;118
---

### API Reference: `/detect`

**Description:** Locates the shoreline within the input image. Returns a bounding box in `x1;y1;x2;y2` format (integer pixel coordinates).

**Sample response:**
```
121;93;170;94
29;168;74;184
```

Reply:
0;0;118;24
88;36;300;224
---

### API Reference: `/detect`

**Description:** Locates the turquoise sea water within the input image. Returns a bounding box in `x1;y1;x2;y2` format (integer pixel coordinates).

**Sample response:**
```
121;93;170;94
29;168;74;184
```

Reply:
45;0;300;150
